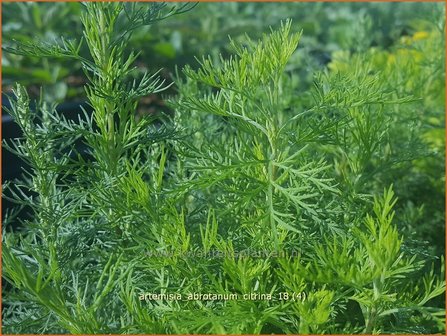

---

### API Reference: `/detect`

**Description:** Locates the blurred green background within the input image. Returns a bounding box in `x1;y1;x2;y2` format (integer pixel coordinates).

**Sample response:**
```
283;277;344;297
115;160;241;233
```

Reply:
2;2;444;100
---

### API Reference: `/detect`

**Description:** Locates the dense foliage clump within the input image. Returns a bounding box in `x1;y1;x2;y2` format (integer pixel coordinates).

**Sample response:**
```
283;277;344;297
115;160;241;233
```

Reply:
2;2;445;334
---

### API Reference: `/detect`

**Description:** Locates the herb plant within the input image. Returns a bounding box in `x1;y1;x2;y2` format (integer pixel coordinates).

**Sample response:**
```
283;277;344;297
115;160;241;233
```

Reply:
2;2;445;334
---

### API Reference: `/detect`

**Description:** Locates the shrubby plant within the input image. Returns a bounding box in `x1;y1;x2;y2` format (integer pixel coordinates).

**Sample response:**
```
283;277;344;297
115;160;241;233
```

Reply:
2;2;445;334
327;25;446;258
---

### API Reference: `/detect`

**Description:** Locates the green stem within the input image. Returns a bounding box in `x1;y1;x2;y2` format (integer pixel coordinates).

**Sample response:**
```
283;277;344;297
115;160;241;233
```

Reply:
267;159;278;250
266;71;281;250
299;319;310;334
364;307;377;334
365;278;382;334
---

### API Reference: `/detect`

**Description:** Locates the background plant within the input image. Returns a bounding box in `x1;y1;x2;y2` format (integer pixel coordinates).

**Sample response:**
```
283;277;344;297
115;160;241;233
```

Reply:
3;2;444;100
2;2;445;334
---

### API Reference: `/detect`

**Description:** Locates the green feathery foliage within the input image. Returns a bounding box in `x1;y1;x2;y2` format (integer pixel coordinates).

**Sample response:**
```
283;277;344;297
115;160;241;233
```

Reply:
2;2;445;334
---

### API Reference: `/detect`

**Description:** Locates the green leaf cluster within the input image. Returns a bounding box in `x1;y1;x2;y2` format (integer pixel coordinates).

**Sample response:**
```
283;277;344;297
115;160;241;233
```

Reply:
2;3;445;334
